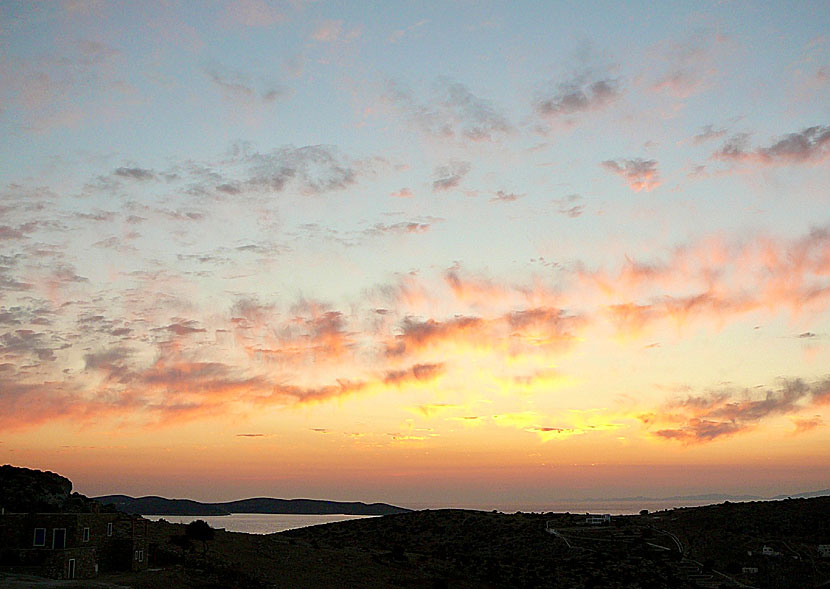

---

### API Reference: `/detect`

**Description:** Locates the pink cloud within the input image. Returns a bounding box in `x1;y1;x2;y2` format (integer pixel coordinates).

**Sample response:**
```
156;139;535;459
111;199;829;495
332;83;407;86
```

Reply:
642;377;830;444
601;158;660;192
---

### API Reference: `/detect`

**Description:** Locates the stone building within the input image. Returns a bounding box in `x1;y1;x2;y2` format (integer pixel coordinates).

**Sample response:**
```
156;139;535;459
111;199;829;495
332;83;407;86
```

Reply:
0;511;149;580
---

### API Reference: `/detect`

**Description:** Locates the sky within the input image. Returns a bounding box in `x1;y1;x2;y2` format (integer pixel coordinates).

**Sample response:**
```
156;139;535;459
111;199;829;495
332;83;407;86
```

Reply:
1;1;829;509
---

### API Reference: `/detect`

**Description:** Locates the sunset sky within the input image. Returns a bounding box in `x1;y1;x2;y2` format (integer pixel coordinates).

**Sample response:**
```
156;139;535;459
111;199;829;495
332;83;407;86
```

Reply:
2;1;830;508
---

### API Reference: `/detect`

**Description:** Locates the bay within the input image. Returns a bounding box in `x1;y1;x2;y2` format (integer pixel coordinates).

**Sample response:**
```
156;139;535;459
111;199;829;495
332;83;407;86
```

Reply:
144;513;377;534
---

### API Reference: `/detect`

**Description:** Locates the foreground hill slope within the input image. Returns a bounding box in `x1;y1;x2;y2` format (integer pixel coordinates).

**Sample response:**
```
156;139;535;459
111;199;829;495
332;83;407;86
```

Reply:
4;465;830;587
141;500;828;588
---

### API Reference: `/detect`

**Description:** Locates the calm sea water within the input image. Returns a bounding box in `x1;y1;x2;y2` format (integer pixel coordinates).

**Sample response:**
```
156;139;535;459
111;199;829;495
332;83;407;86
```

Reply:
144;513;377;534
144;498;734;534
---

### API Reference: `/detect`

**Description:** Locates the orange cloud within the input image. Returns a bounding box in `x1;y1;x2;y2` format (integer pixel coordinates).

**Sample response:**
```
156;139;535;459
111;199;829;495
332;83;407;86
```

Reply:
643;377;830;444
581;228;830;337
385;315;486;357
383;362;445;386
791;415;823;435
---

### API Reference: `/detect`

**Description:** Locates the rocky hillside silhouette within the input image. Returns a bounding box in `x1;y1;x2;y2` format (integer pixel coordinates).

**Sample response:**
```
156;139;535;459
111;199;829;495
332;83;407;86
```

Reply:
0;464;102;513
94;494;412;516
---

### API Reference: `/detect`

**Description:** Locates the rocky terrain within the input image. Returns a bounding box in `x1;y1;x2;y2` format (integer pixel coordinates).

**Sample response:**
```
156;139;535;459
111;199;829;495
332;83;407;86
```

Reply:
0;465;103;513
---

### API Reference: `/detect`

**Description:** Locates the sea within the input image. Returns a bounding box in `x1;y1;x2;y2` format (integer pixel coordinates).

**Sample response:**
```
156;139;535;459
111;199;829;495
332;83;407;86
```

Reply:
144;498;737;535
143;513;378;534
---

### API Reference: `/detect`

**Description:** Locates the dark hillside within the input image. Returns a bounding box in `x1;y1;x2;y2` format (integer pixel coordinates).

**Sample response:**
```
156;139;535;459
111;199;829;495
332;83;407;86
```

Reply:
93;494;411;516
0;464;101;513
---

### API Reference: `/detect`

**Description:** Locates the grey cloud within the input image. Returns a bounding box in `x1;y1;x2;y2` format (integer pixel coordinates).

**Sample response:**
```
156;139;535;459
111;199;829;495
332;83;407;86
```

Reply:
0;255;32;292
153;320;207;336
692;125;727;144
0;309;22;326
655;420;744;442
0;329;61;363
245;145;356;195
386;78;511;142
52;265;88;283
114;167;156;181
206;67;287;104
75;210;117;222
759;125;830;162
433;161;471;192
714;125;830;164
536;74;621;117
78;313;134;339
554;193;584;217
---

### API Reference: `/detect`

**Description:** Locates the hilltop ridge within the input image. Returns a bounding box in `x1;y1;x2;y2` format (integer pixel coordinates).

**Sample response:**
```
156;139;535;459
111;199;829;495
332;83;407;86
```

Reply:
93;494;412;516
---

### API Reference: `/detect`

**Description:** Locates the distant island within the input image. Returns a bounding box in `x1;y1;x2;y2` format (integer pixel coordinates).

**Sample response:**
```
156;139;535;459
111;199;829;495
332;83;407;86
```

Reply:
93;494;412;516
580;489;830;502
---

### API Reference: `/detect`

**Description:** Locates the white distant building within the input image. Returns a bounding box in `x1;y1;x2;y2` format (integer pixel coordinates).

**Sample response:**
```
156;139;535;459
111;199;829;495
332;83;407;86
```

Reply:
585;514;611;525
742;567;758;574
761;545;780;557
819;545;830;557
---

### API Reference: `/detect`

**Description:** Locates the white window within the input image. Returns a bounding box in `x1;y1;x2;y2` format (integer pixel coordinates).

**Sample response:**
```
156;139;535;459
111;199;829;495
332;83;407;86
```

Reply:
83;527;90;542
107;522;113;536
33;528;46;546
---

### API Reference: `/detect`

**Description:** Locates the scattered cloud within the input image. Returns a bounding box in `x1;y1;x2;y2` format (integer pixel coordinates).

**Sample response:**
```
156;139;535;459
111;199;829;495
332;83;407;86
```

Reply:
245;145;358;195
390;188;413;198
648;30;732;99
601;158;660;192
114;167;156;181
714;125;830;165
553;193;584;217
536;75;621;117
643;377;830;444
433;161;471;191
791;415;823;435
206;66;287;104
692;125;727;144
367;221;433;236
385;79;511;142
490;190;524;203
383;362;445;386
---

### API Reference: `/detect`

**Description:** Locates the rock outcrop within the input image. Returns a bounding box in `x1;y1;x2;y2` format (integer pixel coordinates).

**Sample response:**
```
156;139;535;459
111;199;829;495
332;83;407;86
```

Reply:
0;464;99;513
